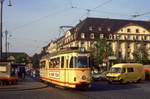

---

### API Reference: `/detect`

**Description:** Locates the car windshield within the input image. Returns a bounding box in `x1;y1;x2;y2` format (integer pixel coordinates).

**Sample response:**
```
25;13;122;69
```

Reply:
109;67;121;73
75;56;89;68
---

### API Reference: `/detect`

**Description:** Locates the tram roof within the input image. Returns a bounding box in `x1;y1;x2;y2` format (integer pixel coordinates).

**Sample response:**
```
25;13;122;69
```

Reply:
41;48;90;59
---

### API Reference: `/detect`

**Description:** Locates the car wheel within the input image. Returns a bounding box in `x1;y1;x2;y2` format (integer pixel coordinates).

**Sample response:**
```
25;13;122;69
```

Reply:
137;79;141;83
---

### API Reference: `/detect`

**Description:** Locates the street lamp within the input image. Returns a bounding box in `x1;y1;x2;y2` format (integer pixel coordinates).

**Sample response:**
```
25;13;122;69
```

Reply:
0;0;12;60
0;0;4;60
5;29;8;58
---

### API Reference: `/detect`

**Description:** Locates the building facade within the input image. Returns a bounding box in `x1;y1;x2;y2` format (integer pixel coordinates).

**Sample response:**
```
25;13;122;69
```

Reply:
46;17;150;62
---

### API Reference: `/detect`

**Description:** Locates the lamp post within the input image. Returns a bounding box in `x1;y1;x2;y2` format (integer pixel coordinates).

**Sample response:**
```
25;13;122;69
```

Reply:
5;29;8;58
0;0;4;60
0;0;12;60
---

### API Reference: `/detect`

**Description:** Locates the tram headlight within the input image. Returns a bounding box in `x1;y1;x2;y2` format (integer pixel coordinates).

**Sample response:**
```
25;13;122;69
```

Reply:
74;77;76;81
82;75;86;80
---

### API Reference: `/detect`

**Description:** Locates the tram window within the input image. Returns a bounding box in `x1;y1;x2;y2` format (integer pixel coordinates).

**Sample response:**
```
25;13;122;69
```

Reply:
75;56;89;68
49;58;60;68
70;57;73;68
66;59;68;68
55;58;60;68
40;61;46;68
61;56;64;68
49;61;53;68
50;59;54;68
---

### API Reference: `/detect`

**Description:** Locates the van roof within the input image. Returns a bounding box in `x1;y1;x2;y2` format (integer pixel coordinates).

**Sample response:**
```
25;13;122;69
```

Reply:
113;63;143;67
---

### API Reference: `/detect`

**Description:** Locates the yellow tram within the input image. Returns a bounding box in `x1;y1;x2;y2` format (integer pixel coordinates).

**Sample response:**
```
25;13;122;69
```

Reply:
40;49;92;88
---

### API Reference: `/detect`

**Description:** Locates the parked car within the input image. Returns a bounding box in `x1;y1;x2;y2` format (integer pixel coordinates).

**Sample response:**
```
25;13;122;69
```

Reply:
92;69;107;81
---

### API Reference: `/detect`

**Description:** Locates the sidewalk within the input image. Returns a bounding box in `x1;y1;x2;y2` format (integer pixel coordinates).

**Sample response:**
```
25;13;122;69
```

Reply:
0;77;48;91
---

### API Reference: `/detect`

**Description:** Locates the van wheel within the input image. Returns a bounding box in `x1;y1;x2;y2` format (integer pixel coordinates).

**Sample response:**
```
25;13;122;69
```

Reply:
107;81;112;84
137;79;141;83
120;79;125;84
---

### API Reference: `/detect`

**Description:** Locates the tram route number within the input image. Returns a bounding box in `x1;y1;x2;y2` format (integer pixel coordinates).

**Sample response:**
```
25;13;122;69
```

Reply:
49;72;60;79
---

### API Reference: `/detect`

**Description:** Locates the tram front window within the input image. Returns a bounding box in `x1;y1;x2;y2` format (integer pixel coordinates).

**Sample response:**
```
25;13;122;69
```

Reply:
75;56;89;68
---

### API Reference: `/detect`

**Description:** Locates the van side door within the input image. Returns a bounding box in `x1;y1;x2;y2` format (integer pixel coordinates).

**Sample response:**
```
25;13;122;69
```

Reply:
126;67;134;81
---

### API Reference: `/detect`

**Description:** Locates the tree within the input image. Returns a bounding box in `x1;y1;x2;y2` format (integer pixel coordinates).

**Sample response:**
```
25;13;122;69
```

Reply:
90;38;114;66
31;53;41;68
132;43;149;64
15;53;28;64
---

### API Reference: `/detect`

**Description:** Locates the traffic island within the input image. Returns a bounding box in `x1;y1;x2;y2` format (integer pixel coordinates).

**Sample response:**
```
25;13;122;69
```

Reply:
0;79;48;91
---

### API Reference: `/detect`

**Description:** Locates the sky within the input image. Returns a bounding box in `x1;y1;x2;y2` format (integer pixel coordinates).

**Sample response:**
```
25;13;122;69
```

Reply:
2;0;150;56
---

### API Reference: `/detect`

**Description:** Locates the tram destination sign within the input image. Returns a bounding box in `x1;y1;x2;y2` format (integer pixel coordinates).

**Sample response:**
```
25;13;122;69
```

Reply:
49;71;60;79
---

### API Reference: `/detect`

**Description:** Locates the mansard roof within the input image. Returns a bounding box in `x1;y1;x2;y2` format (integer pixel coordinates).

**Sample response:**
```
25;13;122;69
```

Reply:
71;17;150;35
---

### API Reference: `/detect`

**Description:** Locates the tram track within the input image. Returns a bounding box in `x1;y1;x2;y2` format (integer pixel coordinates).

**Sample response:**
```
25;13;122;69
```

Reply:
46;85;97;99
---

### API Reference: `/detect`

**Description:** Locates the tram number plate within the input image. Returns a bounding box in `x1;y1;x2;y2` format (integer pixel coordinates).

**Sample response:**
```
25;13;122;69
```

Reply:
49;72;60;79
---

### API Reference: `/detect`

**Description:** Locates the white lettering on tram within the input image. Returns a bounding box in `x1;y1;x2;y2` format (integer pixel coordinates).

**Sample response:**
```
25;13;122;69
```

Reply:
49;72;60;79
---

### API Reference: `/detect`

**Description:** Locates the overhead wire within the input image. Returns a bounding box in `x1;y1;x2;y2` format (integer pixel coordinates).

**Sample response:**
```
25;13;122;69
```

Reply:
8;6;74;52
131;11;150;18
69;0;130;22
10;7;71;32
70;0;114;17
93;0;113;10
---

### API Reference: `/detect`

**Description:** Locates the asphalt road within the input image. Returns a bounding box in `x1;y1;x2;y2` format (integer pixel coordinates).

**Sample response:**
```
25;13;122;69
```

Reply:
0;80;150;99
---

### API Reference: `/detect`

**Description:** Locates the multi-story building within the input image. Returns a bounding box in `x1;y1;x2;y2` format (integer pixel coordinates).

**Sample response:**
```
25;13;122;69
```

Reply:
46;17;150;62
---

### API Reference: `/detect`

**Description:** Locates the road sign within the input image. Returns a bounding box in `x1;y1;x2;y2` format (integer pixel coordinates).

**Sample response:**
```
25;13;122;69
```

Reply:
108;56;117;60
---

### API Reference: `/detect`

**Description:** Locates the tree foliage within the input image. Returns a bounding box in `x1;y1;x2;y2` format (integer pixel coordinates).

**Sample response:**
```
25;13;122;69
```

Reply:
132;43;149;64
15;53;28;63
90;39;114;66
31;53;41;68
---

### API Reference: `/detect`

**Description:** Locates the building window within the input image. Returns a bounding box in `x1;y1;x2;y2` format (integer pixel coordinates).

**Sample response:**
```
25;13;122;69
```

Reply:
127;35;130;40
127;28;131;32
113;35;117;39
107;27;111;32
75;27;79;32
136;35;138;40
100;34;104;39
109;34;113;39
90;33;94;39
127;44;130;48
143;36;147;40
134;42;138;49
81;41;84;47
116;35;120;39
98;27;102;31
89;26;93;31
107;42;111;46
81;33;85;39
136;29;139;33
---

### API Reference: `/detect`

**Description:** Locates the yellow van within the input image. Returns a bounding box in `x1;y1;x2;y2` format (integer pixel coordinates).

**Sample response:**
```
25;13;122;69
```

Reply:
106;63;145;84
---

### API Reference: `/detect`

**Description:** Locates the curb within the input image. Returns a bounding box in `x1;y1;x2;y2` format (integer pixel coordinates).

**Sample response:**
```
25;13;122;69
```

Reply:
0;84;48;92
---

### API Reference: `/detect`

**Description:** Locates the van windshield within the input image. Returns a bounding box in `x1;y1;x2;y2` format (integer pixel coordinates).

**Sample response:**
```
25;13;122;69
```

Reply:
109;67;121;73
